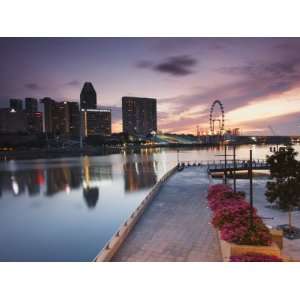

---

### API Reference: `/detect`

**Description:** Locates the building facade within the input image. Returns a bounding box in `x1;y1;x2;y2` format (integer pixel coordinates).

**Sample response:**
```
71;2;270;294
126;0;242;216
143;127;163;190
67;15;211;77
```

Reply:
67;102;80;137
80;82;97;109
122;97;157;136
40;98;80;137
40;97;57;135
81;108;111;137
0;108;27;133
9;99;23;112
25;98;38;113
26;112;43;134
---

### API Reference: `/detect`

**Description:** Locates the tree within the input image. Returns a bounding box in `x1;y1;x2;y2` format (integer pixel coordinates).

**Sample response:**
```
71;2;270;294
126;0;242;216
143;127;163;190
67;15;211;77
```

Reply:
265;146;300;236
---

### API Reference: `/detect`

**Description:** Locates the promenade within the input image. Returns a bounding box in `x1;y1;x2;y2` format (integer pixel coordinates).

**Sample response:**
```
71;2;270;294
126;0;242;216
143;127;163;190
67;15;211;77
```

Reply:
112;167;222;262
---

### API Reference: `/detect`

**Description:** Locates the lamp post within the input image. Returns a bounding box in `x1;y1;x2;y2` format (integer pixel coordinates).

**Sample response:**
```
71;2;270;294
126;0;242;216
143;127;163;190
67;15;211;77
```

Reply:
215;144;234;185
249;149;254;229
224;145;227;184
233;144;236;192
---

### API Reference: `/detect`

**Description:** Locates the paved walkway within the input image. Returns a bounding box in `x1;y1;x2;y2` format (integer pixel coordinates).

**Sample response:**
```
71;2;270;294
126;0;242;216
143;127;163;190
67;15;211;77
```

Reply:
112;167;222;262
231;177;300;261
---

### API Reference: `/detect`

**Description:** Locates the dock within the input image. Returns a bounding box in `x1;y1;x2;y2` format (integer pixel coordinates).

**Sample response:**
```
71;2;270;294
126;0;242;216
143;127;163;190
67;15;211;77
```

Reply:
111;167;221;262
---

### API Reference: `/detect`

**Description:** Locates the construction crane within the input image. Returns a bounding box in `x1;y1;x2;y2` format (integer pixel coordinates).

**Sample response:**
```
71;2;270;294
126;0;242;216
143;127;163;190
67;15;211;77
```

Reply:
268;125;278;152
268;125;276;136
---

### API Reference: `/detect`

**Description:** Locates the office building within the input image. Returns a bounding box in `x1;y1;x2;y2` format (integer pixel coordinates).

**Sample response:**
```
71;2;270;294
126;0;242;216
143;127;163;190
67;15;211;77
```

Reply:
9;99;23;112
25;98;38;113
24;98;42;133
122;96;157;136
26;112;43;134
40;97;57;134
81;108;111;137
40;98;80;137
99;109;111;136
0;108;27;133
67;102;80;137
80;82;97;109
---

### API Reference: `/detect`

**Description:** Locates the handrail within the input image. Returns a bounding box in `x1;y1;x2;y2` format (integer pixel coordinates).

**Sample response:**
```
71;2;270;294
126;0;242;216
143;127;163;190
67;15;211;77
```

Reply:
179;159;268;166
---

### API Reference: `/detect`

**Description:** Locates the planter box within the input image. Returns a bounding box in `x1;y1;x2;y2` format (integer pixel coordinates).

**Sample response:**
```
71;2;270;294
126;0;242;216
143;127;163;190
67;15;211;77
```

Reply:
217;231;281;262
270;228;283;249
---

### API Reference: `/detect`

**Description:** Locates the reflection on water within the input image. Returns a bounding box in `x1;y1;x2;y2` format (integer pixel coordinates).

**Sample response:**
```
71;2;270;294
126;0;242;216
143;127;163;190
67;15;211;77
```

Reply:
123;158;158;192
0;150;166;261
0;154;161;207
1;145;300;261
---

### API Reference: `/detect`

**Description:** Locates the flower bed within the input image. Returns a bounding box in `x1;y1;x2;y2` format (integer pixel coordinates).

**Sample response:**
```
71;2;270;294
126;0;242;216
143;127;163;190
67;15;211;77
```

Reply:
208;184;272;246
208;184;282;261
230;253;282;262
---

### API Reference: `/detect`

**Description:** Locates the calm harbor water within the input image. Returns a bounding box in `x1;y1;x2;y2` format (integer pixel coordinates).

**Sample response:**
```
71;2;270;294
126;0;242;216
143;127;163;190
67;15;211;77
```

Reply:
0;144;299;261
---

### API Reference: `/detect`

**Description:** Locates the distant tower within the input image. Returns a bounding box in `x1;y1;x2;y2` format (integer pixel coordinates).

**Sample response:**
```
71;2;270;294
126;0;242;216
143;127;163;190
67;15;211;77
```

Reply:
25;98;38;113
10;98;23;112
80;82;97;109
122;96;157;136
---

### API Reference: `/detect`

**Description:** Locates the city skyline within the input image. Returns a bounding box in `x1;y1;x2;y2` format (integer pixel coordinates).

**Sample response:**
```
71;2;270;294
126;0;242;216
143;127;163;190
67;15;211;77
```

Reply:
2;38;300;135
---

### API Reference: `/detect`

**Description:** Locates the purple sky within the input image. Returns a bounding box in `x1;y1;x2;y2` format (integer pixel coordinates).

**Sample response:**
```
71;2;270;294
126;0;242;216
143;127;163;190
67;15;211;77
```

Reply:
1;37;300;135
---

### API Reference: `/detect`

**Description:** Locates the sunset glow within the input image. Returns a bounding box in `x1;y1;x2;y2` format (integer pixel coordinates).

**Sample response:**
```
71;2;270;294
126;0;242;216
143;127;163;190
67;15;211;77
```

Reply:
1;37;300;135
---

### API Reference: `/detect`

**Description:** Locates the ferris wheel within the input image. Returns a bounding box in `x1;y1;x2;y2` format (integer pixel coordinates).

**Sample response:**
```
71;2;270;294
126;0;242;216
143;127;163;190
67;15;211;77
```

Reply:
209;100;225;135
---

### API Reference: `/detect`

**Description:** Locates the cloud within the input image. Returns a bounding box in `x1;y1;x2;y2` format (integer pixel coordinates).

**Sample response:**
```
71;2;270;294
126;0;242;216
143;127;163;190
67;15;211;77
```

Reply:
160;53;300;119
137;55;197;76
66;80;80;86
24;83;41;90
157;51;300;134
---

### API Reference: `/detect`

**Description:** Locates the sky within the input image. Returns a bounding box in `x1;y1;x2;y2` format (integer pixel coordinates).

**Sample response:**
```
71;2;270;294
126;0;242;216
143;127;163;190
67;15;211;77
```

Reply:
1;37;300;135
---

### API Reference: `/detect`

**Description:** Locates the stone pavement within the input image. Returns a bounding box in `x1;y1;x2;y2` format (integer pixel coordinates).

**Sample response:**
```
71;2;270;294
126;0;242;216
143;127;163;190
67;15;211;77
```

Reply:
112;167;222;262
231;177;300;261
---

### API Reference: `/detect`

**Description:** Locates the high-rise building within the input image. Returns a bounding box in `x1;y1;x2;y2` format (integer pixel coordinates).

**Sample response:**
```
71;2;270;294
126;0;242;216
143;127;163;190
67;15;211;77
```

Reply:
80;82;97;109
122;97;157;136
9;99;23;112
25;98;42;134
0;108;27;133
99;109;112;136
25;98;38;113
81;108;111;137
67;102;80;137
26;112;43;134
40;97;57;134
40;98;80;137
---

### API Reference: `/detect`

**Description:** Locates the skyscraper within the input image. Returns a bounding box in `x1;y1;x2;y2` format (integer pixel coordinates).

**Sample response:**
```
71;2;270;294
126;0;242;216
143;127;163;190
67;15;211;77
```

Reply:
9;99;23;112
26;112;43;134
80;82;97;109
122;97;157;136
40;97;57;134
0;108;27;133
41;98;80;137
25;98;42;133
67;102;80;137
25;98;38;113
81;108;112;137
99;109;112;136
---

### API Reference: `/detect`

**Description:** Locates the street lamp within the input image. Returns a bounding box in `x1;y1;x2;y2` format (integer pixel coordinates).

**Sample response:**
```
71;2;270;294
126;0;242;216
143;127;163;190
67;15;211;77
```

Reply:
249;149;254;229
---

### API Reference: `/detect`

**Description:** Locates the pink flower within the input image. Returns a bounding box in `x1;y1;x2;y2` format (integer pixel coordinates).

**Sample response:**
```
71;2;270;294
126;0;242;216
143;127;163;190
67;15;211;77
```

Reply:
207;184;272;246
230;253;282;262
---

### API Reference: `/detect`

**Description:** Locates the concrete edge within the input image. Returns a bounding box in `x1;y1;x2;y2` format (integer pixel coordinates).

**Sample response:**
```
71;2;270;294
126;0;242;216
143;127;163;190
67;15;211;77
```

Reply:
93;165;178;262
216;230;283;261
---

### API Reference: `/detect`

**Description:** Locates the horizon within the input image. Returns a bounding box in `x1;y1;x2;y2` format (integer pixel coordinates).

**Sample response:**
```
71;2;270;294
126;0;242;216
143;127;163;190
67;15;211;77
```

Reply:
1;37;300;135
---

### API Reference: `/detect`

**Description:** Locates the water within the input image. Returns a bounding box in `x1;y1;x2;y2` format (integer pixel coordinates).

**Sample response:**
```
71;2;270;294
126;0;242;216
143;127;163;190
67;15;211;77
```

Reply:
0;144;299;261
